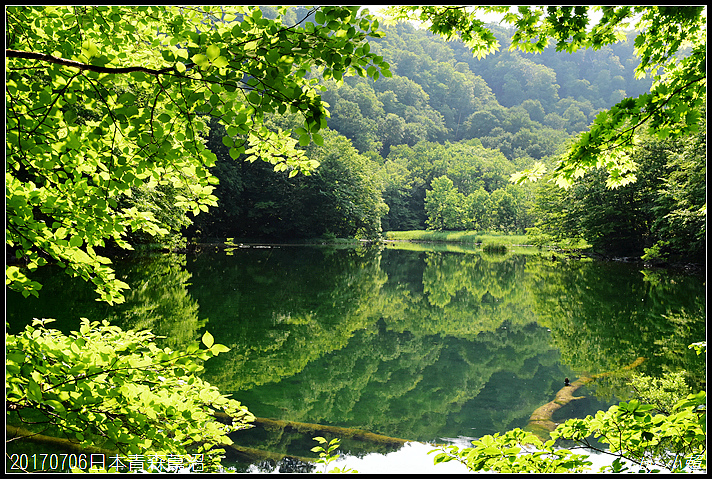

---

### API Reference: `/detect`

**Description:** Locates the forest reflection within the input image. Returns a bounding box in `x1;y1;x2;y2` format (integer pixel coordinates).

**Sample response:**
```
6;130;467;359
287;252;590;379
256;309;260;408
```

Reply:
7;244;705;469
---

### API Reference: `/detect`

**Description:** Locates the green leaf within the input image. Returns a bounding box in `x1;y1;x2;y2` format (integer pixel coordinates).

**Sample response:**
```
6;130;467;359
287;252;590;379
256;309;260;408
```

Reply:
69;235;83;248
213;56;229;68
209;344;230;355
201;331;214;348
206;45;221;61
81;40;99;58
191;54;210;68
27;379;43;401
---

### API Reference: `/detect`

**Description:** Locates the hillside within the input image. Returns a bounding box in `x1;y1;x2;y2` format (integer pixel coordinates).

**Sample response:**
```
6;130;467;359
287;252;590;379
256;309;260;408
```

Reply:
190;16;652;237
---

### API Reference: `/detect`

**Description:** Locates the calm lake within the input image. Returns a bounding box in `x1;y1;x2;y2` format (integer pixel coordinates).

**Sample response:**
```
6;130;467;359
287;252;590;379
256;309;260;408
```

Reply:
7;242;706;473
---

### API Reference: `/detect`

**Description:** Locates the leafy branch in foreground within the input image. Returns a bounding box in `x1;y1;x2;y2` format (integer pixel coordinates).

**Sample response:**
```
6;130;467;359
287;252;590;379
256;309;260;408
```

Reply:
6;318;254;472
311;437;357;473
6;5;391;303
429;428;592;473
553;392;706;473
430;392;706;473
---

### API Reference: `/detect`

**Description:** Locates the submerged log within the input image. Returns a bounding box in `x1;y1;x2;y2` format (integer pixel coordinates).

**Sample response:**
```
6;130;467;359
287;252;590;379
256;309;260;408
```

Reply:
6;425;116;457
215;412;410;448
224;443;316;465
7;424;316;471
525;357;646;439
7;423;318;469
8;414;410;468
217;414;413;468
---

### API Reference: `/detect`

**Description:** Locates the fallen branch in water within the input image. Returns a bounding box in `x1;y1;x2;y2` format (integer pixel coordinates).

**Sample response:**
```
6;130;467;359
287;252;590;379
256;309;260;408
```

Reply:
526;357;646;439
8;413;411;471
223;442;317;465
215;412;410;448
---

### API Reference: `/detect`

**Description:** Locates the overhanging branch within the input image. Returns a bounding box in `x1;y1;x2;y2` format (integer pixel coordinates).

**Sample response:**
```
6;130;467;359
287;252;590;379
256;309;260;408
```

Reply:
6;49;175;76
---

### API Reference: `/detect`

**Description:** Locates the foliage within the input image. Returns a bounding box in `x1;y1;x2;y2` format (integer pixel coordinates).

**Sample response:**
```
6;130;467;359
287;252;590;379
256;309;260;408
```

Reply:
120;182;193;251
641;241;670;263
310;17;652;235
524;226;553;247
191;122;387;240
429;428;593;473
424;176;464;231
6;5;390;303
430;383;706;473
384;230;528;246
324;25;583;161
648;116;707;261
481;240;508;255
688;342;706;356
423;174;532;234
553;392;706;473
628;371;691;415
381;140;529;232
530;126;705;259
384;6;706;188
6;318;254;471
301;130;388;239
311;437;357;473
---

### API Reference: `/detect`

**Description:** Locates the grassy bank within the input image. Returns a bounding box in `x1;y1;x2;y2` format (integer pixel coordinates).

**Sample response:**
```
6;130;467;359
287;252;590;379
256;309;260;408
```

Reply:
384;230;529;246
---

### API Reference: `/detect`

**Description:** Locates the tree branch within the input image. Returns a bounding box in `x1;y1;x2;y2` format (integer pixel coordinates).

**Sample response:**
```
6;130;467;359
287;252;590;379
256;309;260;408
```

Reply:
6;49;175;76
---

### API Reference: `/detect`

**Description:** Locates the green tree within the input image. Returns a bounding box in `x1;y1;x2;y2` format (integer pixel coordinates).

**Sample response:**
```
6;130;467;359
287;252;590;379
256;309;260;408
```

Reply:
378;139;518;231
531;125;705;260
490;188;518;233
327;98;380;153
298;129;389;239
379;155;424;231
191;120;388;240
6;5;390;304
528;174;583;245
488;184;532;234
378;113;407;156
425;175;465;231
384;6;706;188
647;118;707;262
465;187;493;231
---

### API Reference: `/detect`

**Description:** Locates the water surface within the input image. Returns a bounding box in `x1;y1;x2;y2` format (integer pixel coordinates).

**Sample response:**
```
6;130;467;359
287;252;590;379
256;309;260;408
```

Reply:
7;243;705;472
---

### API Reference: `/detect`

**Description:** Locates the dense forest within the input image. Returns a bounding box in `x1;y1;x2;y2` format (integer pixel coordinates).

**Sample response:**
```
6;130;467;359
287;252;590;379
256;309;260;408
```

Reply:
183;8;704;263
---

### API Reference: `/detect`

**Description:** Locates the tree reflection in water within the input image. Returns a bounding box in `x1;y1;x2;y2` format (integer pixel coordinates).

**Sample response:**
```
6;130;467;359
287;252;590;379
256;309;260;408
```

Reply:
7;244;705;471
